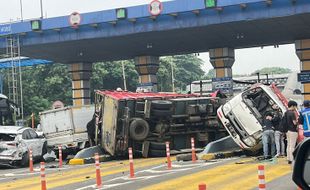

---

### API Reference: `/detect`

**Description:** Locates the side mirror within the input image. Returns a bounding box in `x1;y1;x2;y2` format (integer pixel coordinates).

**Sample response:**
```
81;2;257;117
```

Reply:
293;138;310;190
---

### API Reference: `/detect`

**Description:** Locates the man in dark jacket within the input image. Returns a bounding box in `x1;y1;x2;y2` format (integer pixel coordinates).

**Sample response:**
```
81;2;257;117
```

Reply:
286;100;298;164
272;105;285;157
262;112;276;159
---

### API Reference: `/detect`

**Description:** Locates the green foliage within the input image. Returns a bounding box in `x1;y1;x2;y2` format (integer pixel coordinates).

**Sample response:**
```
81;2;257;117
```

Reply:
91;60;138;92
205;69;215;79
158;54;205;92
251;67;291;75
1;54;204;120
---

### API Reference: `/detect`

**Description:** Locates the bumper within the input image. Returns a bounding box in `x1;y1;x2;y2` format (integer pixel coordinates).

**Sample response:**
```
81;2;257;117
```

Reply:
217;108;255;150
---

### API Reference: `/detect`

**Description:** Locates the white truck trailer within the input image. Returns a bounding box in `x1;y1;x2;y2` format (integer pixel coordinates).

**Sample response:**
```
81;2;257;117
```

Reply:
39;105;94;159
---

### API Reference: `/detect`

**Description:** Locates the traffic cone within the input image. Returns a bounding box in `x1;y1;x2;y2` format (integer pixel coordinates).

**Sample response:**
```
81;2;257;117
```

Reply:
40;162;47;190
29;149;33;172
258;165;266;190
198;183;207;190
128;147;135;178
166;142;172;169
191;137;197;163
94;153;102;188
58;145;62;168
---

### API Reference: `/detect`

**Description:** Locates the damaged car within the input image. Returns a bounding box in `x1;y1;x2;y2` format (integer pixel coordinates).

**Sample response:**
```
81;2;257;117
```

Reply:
217;84;287;151
0;126;47;167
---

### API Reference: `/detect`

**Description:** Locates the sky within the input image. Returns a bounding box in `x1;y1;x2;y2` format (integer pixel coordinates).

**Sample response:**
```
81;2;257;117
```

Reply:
0;0;301;75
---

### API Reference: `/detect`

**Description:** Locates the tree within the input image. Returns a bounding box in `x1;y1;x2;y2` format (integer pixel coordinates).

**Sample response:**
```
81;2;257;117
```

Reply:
251;67;291;75
91;60;138;93
158;54;205;92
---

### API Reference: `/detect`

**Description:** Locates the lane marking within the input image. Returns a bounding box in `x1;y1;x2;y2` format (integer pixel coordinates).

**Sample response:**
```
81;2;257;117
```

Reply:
0;157;171;190
77;159;228;190
140;158;290;190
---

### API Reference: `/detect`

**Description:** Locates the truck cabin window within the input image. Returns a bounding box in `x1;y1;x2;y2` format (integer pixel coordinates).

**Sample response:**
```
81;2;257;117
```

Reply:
242;87;282;123
0;98;14;126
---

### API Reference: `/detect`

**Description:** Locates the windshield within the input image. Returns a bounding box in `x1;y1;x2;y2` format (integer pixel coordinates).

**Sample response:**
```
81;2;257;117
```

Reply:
242;86;283;125
0;133;16;141
0;98;15;126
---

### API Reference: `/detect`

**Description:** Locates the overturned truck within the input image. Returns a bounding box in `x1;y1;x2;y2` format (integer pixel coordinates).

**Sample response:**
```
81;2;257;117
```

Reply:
217;84;287;151
92;91;226;157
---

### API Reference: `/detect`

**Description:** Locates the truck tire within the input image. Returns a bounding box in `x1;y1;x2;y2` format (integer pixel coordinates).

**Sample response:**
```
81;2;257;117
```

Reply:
55;150;69;160
149;149;166;157
129;119;150;141
41;142;48;161
152;109;172;117
21;152;29;167
149;142;166;150
151;100;172;110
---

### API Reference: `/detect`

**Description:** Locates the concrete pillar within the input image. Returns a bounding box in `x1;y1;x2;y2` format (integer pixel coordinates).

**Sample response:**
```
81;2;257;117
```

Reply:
296;39;310;100
209;48;235;95
134;56;159;92
68;63;92;106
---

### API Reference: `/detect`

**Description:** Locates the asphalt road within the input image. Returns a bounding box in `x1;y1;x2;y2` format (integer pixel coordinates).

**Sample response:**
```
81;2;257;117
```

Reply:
0;156;298;190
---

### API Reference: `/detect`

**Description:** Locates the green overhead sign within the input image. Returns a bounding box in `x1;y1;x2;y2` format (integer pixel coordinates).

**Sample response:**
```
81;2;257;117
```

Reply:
116;8;127;19
205;0;217;8
31;20;41;31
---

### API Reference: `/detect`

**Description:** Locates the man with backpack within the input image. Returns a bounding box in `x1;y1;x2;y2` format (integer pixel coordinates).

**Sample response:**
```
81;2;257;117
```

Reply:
299;100;310;138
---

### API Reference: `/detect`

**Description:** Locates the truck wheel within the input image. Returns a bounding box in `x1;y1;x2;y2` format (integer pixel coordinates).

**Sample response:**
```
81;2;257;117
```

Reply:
149;149;166;157
55;151;69;160
41;142;48;161
152;109;172;117
151;100;172;110
149;142;166;150
129;118;150;141
21;152;29;167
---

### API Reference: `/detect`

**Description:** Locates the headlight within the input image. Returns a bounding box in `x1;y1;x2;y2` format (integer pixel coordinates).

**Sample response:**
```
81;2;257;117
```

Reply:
222;103;232;115
243;136;256;147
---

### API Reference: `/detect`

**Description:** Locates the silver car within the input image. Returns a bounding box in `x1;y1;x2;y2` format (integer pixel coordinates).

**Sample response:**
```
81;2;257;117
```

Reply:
0;126;46;166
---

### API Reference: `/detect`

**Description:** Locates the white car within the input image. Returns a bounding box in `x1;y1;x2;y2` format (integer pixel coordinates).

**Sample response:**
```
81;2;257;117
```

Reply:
0;126;47;166
217;84;287;151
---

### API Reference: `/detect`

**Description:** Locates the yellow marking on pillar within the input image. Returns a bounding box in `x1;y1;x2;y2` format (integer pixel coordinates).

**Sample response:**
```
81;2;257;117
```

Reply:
304;83;310;92
71;63;80;71
301;39;310;49
301;50;310;60
304;94;310;100
138;65;149;74
216;68;225;78
301;61;310;71
214;59;225;68
73;89;82;98
73;81;81;89
141;75;151;83
72;72;81;80
74;99;82;106
215;48;223;57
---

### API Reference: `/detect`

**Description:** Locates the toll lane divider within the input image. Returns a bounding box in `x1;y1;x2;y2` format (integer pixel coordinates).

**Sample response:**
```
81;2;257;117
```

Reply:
69;155;112;165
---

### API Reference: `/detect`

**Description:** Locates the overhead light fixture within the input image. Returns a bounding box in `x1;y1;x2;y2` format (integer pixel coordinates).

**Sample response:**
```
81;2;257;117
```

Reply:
116;8;127;19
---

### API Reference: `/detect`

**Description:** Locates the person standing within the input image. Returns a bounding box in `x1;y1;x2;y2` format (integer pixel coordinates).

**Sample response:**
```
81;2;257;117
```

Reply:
299;100;310;138
262;112;276;159
286;100;298;164
272;107;285;157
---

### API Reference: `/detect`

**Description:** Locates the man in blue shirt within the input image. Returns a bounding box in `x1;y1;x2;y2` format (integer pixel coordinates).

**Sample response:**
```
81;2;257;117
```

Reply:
299;100;310;137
